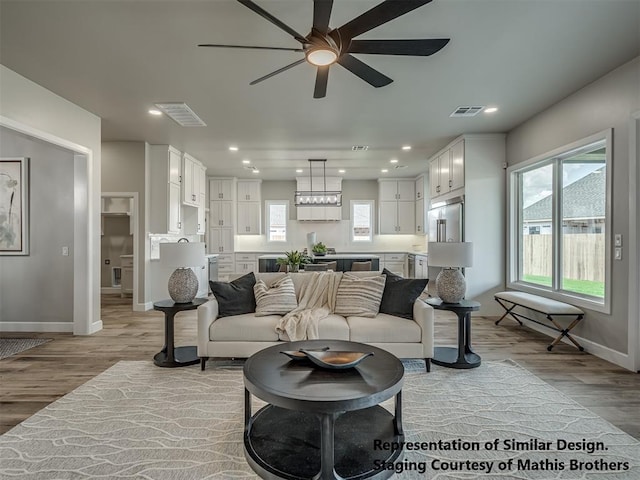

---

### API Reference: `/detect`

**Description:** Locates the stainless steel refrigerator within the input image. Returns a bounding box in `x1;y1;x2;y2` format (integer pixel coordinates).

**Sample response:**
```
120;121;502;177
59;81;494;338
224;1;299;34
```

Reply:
427;196;464;294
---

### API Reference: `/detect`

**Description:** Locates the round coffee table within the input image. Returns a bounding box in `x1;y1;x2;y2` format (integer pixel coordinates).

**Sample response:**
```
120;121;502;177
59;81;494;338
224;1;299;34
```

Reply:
243;339;405;480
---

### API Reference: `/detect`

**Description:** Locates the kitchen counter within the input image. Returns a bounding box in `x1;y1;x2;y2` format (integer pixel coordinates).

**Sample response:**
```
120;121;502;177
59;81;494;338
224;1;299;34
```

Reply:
258;253;380;260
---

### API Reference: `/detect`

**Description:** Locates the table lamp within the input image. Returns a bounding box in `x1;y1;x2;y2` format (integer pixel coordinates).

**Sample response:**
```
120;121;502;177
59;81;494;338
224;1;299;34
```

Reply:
427;242;473;303
160;239;205;303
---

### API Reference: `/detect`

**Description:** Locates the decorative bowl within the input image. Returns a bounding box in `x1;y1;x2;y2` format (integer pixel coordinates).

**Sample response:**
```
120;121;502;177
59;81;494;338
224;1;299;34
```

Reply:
280;346;329;361
312;252;326;256
299;350;374;370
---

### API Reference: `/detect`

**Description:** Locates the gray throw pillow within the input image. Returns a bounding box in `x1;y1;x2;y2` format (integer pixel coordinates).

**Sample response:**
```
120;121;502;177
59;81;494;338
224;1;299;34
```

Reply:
209;272;256;317
379;268;429;320
254;276;298;316
334;273;386;318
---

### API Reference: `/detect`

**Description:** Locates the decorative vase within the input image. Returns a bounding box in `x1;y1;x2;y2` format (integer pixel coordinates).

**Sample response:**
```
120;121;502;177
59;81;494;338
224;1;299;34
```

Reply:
435;268;466;303
168;267;199;303
290;264;299;273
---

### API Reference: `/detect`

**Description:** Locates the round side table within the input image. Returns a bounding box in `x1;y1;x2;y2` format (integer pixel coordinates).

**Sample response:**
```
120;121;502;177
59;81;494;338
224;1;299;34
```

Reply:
152;298;207;368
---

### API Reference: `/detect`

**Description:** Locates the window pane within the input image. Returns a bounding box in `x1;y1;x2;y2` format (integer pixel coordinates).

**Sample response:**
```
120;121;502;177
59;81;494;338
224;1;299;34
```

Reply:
521;164;553;287
561;147;606;297
268;203;287;242
352;202;372;242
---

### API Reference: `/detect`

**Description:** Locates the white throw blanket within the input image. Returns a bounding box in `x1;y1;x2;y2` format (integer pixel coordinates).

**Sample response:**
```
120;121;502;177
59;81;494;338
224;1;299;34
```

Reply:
275;271;342;341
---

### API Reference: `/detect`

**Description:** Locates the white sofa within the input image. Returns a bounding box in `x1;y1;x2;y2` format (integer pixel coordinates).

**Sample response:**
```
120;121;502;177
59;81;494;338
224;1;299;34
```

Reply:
197;271;434;371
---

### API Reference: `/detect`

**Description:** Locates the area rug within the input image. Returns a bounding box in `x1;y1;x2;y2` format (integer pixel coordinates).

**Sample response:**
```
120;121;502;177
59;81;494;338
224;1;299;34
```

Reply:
0;338;50;360
1;360;639;479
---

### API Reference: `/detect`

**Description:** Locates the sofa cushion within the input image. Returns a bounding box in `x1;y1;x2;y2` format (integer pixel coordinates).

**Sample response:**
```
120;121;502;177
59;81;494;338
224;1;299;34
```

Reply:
334;273;386;318
348;313;421;343
210;313;281;341
379;268;428;320
254;276;298;316
277;314;349;341
210;272;256;318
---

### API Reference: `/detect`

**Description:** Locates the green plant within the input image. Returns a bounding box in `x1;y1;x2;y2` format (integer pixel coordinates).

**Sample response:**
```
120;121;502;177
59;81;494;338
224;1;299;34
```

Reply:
284;250;304;266
312;242;327;254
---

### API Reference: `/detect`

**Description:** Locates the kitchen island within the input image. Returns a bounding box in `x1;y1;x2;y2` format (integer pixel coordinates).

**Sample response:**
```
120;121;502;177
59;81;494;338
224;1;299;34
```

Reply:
258;254;380;272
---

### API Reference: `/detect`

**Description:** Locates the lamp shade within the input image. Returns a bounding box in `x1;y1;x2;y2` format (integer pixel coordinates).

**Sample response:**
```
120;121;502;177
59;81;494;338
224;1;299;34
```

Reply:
428;242;473;268
160;242;205;268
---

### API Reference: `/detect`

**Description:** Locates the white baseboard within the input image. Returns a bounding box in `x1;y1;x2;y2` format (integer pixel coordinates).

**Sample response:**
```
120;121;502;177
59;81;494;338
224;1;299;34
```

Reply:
0;322;74;333
88;320;103;334
134;302;153;312
518;319;633;371
101;287;121;294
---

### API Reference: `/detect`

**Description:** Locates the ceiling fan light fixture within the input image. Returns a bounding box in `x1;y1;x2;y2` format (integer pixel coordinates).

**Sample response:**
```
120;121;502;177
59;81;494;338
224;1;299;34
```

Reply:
306;46;338;66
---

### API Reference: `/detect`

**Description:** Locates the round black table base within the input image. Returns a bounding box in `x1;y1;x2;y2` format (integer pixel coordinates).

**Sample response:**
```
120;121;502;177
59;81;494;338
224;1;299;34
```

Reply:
245;405;403;480
432;346;481;369
153;345;199;368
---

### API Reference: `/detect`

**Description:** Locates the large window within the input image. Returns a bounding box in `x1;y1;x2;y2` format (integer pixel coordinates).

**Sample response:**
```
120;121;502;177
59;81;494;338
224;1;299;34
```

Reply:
508;131;610;310
351;200;374;242
266;200;288;242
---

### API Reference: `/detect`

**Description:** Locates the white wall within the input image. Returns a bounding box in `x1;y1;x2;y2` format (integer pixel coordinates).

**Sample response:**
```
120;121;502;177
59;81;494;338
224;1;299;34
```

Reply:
0;127;75;327
506;57;640;358
236;179;426;253
0;65;101;334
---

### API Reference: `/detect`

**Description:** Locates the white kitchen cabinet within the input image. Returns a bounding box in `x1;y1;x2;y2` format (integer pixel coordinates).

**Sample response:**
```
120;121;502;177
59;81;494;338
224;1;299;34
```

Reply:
415;175;425;201
120;255;134;297
237;180;261;201
149;145;182;234
415;198;425;235
237;202;261;234
235;253;258;275
209;178;235;201
379;200;415;234
210;201;233;227
379;179;415;202
209;227;234;254
182;153;206;208
430;139;465;200
415;254;428;279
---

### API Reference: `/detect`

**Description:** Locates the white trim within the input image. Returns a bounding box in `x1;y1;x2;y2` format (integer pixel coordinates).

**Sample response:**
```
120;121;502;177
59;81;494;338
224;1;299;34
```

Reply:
0;115;97;336
101;287;121;294
350;199;375;244
0;322;74;333
516;319;633;371
629;111;640;372
264;200;289;244
134;301;153;312
506;129;612;314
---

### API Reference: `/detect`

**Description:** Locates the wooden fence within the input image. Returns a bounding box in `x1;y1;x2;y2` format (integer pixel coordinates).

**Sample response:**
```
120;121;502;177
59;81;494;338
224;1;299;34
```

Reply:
523;234;605;282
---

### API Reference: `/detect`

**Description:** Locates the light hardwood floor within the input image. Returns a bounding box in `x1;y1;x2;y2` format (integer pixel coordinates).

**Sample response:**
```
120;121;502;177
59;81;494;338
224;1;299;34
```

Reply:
1;294;640;438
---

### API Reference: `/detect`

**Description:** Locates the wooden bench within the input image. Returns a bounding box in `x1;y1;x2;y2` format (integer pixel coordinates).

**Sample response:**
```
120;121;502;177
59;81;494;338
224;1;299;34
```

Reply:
494;291;585;352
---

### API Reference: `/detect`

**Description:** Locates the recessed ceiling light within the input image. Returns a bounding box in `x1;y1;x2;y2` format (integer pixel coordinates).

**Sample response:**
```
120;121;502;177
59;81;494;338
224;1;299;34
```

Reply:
296;169;303;173
242;159;251;164
402;145;411;150
390;159;398;164
252;169;260;174
338;169;345;173
229;146;239;151
484;107;498;113
381;169;388;173
148;109;162;116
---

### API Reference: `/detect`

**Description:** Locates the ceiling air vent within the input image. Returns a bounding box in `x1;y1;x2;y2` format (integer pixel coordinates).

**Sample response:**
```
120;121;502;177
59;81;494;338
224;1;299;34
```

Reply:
154;103;207;127
450;106;485;118
351;145;369;151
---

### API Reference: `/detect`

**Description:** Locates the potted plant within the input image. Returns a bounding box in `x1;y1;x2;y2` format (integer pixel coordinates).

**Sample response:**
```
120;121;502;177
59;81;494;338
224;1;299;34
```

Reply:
278;250;310;272
312;242;328;256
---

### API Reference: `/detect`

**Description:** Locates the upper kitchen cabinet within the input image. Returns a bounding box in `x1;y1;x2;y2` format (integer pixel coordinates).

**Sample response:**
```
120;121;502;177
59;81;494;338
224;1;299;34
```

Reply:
182;153;206;207
429;138;464;201
149;145;182;234
415;175;427;235
237;180;261;235
378;179;415;234
296;176;342;221
210;178;235;201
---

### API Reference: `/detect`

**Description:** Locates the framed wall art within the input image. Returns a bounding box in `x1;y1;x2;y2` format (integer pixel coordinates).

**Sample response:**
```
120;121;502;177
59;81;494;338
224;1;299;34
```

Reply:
0;157;30;255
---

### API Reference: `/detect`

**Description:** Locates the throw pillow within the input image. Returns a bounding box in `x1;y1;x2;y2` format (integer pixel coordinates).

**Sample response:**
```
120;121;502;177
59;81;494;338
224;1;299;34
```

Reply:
334;273;386;318
379;268;429;320
254;276;298;316
209;272;256;318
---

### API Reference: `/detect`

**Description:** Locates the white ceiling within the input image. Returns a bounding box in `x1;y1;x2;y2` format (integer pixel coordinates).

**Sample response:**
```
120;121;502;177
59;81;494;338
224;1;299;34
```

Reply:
1;0;639;180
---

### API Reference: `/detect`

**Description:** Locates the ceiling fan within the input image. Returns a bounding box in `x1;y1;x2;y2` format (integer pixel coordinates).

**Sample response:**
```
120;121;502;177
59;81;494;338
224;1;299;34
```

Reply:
198;0;450;98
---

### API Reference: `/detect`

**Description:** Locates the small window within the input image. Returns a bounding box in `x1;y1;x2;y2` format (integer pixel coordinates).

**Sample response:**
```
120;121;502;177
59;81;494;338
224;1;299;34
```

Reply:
351;200;374;242
266;200;288;242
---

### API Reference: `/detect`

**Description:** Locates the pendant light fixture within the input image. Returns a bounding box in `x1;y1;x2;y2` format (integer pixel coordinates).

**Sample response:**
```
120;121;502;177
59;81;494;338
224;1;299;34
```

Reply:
294;159;342;207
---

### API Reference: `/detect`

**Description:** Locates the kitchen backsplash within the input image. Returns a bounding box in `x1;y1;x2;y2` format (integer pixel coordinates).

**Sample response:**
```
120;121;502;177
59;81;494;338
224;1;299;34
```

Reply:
235;220;426;253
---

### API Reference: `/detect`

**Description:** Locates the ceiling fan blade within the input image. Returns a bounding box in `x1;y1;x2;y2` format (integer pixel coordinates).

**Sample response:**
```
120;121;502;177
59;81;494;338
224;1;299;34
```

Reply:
198;43;304;52
348;38;449;56
237;0;308;43
336;0;432;40
313;0;334;35
249;58;306;85
337;54;392;88
314;66;330;98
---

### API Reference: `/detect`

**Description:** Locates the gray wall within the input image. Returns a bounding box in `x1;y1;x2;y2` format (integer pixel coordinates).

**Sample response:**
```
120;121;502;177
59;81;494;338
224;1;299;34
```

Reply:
101;142;146;305
0;126;75;324
506;56;640;353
